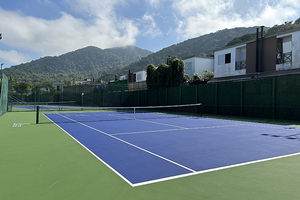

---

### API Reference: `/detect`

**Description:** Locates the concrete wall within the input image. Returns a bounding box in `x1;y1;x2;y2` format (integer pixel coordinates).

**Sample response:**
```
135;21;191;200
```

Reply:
183;57;213;78
135;70;147;82
214;44;246;78
276;30;300;70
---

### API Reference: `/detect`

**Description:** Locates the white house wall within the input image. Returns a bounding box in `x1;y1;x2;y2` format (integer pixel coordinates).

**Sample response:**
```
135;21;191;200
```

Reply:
135;71;147;82
183;57;213;78
214;44;246;78
194;58;214;76
184;58;195;77
276;30;300;70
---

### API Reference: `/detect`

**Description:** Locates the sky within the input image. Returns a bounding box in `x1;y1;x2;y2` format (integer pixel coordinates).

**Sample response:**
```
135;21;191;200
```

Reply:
0;0;300;69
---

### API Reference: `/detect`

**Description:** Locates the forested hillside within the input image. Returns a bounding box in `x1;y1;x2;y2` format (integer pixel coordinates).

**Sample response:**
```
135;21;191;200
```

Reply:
226;18;300;46
3;46;152;82
5;19;300;83
114;27;260;76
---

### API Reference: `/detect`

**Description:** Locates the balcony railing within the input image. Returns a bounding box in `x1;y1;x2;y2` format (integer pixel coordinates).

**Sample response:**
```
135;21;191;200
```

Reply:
277;51;292;64
235;60;246;70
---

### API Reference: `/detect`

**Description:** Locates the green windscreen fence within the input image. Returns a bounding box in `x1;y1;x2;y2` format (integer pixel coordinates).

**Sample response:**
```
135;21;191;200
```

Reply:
0;73;8;117
8;73;300;121
275;75;300;120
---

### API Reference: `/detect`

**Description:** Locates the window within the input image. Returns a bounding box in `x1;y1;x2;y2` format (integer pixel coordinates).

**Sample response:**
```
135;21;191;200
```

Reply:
218;53;231;65
218;55;225;65
225;53;231;64
137;73;142;81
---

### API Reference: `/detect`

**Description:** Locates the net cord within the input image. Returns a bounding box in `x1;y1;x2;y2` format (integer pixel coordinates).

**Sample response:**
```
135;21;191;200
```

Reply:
36;103;202;124
37;103;202;110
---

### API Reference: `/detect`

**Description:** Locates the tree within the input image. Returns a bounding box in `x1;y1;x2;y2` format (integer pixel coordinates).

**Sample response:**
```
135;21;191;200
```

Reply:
265;21;296;37
40;80;53;91
203;70;214;82
95;78;104;83
48;86;57;102
146;64;157;89
168;57;186;87
295;17;300;25
189;70;214;85
14;82;30;101
146;56;188;89
226;37;243;46
30;82;41;102
156;63;170;88
182;74;191;83
189;73;203;85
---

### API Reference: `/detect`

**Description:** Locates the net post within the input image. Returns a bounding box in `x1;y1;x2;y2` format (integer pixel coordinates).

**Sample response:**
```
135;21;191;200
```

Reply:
201;103;203;117
199;103;203;117
134;107;136;120
36;105;39;124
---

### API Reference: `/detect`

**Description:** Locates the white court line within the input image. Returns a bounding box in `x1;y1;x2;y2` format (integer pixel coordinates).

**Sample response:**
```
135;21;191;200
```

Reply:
137;119;189;129
43;113;134;187
111;124;244;136
106;112;189;129
56;113;197;172
197;117;300;131
44;113;300;187
132;152;300;187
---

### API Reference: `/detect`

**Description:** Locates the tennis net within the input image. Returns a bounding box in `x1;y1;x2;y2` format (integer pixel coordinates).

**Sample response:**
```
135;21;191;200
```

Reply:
11;101;77;112
36;103;202;124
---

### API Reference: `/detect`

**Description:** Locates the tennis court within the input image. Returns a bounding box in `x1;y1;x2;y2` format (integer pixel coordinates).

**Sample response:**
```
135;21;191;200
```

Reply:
43;108;300;187
2;107;300;199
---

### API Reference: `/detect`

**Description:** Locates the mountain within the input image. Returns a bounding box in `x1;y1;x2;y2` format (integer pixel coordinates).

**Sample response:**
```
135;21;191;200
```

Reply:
113;27;262;76
3;46;153;82
3;26;279;82
226;19;300;47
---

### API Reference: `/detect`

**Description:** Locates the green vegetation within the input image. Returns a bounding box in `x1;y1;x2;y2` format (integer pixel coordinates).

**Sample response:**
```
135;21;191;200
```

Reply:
4;16;300;84
119;27;259;75
226;17;300;47
265;20;299;37
7;76;58;102
189;70;214;85
146;57;186;89
3;46;152;82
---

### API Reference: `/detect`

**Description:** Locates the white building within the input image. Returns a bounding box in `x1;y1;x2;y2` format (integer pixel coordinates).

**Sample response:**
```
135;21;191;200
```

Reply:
120;70;147;82
135;70;147;82
211;27;300;83
214;44;246;78
182;56;214;78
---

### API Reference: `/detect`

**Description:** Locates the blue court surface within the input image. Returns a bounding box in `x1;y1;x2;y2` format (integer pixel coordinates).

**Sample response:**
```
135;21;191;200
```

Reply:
45;112;300;187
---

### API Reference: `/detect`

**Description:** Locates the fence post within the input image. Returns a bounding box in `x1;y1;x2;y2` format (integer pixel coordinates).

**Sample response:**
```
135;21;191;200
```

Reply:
272;78;276;119
240;81;243;117
215;84;218;114
36;106;39;124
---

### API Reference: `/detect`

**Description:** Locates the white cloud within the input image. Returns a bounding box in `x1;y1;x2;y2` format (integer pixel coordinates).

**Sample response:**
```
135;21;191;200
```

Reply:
0;2;139;58
146;0;163;7
65;0;127;18
139;14;162;38
172;0;300;39
0;50;31;65
35;0;53;5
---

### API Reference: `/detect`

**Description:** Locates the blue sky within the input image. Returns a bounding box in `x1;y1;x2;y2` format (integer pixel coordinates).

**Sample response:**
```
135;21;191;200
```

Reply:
1;0;300;69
